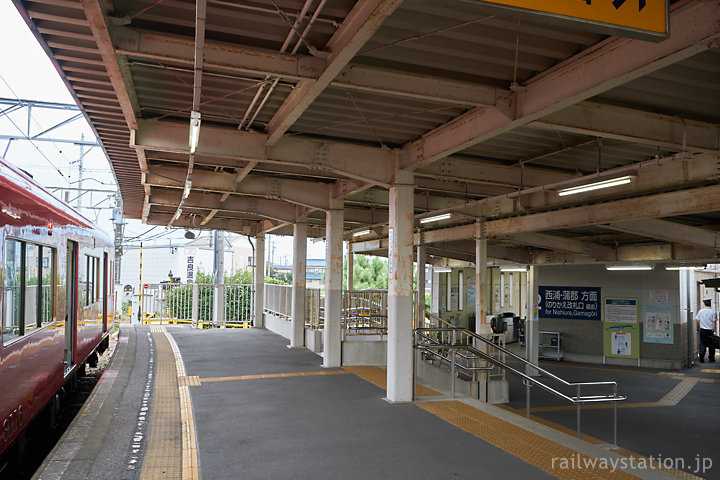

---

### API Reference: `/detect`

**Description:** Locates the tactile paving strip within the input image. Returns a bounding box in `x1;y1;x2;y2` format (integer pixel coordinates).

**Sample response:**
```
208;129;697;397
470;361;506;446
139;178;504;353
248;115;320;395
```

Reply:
200;370;348;383
419;401;640;480
141;331;183;480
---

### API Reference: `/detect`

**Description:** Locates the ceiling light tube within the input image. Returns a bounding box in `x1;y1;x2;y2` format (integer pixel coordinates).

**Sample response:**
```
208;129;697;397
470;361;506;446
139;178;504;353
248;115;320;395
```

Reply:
433;267;452;273
189;110;201;153
420;213;452;224
352;229;370;237
500;266;528;272
557;175;634;196
665;265;706;270
182;180;192;200
606;265;653;271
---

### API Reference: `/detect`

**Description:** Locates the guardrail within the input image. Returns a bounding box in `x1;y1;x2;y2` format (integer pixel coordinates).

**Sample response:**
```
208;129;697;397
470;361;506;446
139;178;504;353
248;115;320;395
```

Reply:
137;283;253;327
415;324;625;444
343;289;388;336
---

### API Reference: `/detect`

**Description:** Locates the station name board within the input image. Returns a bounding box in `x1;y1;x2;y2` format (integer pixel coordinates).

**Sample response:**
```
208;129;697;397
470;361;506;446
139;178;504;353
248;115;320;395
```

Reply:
469;0;668;40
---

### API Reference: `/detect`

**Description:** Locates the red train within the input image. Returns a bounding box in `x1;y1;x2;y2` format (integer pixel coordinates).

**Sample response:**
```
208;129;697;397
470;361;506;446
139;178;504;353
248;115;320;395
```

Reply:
0;158;113;461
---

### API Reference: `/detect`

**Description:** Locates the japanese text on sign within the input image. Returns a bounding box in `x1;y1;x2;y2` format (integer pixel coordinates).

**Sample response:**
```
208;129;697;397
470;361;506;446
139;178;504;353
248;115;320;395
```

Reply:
474;0;668;40
539;286;601;320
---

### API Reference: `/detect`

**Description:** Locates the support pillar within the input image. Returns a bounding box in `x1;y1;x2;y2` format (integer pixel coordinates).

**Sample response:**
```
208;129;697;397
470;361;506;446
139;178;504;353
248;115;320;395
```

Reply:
526;265;540;374
347;243;354;291
254;234;265;328
387;170;414;403
416;245;426;328
323;199;343;367
291;220;307;348
475;227;491;337
213;230;226;327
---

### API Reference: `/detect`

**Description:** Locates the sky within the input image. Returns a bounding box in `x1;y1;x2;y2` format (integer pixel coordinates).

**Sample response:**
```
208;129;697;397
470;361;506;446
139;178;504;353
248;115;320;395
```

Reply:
0;3;324;262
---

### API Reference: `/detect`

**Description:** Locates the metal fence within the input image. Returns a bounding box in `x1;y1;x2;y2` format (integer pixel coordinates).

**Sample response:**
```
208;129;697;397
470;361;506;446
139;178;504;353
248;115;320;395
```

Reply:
342;289;388;336
264;284;292;318
138;283;253;327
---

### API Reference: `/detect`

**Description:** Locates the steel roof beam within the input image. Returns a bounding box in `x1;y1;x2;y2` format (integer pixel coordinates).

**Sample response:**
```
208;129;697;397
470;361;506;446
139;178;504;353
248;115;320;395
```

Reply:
80;0;140;130
501;232;616;262
401;1;720;170
132;119;396;186
144;164;331;210
265;0;404;145
146;213;257;235
604;219;720;249
531;102;720;155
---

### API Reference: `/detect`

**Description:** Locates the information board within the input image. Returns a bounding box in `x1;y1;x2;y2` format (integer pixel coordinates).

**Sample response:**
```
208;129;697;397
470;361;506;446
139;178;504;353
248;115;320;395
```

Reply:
471;0;668;40
643;303;674;344
603;297;639;359
539;286;600;320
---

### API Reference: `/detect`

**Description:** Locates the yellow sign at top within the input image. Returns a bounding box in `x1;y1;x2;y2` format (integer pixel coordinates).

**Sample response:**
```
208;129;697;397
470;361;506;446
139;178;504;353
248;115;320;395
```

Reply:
475;0;668;39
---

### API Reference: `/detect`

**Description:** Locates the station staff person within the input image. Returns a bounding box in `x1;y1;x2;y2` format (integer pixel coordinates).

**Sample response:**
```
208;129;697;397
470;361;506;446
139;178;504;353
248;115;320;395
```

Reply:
696;299;717;363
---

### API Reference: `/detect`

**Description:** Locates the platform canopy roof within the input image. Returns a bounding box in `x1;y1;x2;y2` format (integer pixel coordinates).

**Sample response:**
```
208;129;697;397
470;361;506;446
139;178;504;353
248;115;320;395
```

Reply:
14;0;720;267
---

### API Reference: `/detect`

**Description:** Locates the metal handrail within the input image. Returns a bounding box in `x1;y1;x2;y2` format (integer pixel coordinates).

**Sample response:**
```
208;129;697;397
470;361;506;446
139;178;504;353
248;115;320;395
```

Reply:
415;325;625;445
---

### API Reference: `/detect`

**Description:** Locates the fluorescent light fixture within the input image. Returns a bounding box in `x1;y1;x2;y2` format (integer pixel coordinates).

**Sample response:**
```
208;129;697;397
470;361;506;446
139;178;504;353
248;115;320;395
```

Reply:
420;213;452;224
434;266;452;273
557;175;634;196
665;265;705;270
352;229;371;237
189;110;201;153
500;266;528;272
170;208;182;223
182;180;192;200
606;265;653;271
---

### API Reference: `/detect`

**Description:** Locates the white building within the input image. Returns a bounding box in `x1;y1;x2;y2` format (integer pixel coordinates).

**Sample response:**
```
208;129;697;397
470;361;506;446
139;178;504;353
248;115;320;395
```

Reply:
119;235;234;291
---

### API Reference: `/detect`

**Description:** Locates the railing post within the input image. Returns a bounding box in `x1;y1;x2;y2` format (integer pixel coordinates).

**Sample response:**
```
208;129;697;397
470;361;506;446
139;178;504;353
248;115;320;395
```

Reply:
576;385;582;439
450;329;456;398
525;379;531;419
192;283;199;327
613;384;618;447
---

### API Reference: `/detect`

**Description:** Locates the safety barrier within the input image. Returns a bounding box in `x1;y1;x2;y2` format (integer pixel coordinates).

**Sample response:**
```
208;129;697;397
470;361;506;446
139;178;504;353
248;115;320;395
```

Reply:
414;319;626;444
342;290;388;336
137;283;253;327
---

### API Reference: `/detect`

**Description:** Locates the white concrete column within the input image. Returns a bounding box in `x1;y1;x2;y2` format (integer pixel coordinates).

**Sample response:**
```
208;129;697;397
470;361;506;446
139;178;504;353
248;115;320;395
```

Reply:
475;227;491;337
213;231;226;327
323;198;343;367
291;220;307;348
387;170;414;403
526;265;540;374
254;234;265;328
416;245;426;328
347;243;354;291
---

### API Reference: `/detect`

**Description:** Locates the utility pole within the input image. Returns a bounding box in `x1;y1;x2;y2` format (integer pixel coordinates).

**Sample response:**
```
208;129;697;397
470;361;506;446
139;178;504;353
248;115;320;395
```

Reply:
111;194;126;285
77;133;84;210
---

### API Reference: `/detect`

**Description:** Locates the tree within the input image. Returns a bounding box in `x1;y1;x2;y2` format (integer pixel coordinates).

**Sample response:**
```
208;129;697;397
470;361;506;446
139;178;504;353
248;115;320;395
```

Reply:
344;254;388;290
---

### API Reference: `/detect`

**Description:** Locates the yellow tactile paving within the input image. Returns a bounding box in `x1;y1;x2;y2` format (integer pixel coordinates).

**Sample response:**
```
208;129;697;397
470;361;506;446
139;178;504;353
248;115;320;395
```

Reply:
420;400;639;480
343;366;441;397
200;370;349;383
700;368;720;373
178;376;201;387
164;331;200;480
142;331;183;480
497;406;704;480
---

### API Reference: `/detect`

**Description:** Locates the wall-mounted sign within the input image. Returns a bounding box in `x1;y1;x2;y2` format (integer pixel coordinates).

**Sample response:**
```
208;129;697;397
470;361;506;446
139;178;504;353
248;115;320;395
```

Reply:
539;286;600;320
603;297;639;358
467;0;668;40
643;303;674;344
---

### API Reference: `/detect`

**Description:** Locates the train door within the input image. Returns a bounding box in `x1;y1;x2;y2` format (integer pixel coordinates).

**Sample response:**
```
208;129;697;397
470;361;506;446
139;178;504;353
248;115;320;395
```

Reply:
64;240;77;375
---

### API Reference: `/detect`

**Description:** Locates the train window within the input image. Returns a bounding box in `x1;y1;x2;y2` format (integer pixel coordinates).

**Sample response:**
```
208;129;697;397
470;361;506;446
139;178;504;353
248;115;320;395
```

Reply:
79;255;87;307
40;246;55;326
3;240;23;344
25;243;39;332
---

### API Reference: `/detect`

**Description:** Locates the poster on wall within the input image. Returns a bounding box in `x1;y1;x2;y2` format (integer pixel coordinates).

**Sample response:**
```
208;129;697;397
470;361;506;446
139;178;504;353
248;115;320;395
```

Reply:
467;277;476;307
539;286;600;320
643;303;674;344
603;297;640;359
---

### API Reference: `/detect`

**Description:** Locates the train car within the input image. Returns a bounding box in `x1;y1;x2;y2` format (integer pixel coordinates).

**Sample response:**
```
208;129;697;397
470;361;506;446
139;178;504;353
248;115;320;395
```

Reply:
0;158;114;461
